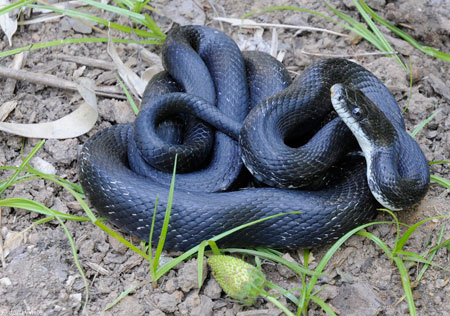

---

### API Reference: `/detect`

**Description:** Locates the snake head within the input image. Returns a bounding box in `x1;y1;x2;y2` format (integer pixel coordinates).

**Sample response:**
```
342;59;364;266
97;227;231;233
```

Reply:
330;83;397;152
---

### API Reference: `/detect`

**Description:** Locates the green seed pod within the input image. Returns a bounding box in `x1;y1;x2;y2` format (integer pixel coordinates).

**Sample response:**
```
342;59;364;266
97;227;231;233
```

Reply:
207;255;266;305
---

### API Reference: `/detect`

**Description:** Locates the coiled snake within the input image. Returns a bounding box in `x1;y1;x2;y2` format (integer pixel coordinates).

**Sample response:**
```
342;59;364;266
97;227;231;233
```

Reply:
79;26;430;251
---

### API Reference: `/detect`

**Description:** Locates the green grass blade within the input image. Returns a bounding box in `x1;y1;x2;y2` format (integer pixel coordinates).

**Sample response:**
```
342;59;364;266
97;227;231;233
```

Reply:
394;215;450;254
414;225;446;285
357;231;393;258
0;0;34;15
429;237;450;254
428;160;450;165
155;211;304;281
144;13;166;39
393;257;416;316
0;198;90;221
430;174;450;189
306;221;394;296
197;241;208;288
324;1;383;51
27;4;165;39
359;0;450;61
58;217;89;313
0;140;45;195
152;156;177;272
353;0;406;69
377;209;401;252
265;280;300;305
310;295;338;316
103;282;148;310
264;295;295;316
148;194;159;276
223;248;316;276
117;76;139;115
95;221;149;259
410;109;441;138
81;0;147;22
0;37;163;59
0;165;84;196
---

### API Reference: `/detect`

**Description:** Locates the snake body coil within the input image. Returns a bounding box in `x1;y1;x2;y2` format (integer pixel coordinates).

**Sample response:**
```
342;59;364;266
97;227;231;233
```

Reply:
79;26;429;251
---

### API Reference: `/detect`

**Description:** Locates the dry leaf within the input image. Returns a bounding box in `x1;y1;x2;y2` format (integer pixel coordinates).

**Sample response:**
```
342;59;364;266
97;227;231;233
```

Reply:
0;0;18;46
0;78;98;139
107;37;146;98
0;100;17;122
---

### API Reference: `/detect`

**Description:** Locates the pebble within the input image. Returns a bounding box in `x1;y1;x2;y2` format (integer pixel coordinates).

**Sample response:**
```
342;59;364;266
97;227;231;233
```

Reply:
44;139;78;164
191;295;214;316
178;292;201;315
108;234;129;255
203;278;222;299
178;259;206;292
164;278;179;293
330;282;381;316
113;100;136;124
276;253;297;279
0;277;12;287
153;291;183;313
148;310;165;316
31;156;57;174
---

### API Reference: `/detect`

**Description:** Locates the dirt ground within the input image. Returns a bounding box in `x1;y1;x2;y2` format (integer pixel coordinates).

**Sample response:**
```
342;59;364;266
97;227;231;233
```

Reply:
1;0;449;315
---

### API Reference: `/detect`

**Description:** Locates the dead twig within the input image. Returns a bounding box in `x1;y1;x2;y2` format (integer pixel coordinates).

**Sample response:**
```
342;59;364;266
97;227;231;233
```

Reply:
0;101;18;122
56;54;115;71
0;207;5;269
4;52;26;97
0;66;126;99
214;17;347;37
299;50;398;58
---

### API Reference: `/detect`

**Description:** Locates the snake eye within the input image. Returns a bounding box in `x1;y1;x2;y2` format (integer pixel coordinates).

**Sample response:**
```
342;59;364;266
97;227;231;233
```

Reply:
352;107;362;119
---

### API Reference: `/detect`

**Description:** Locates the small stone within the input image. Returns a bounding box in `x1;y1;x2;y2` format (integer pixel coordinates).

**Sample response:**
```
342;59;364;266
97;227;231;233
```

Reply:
276;253;297;279
116;296;145;315
31;157;57;174
4;231;23;253
108;234;128;255
178;259;206;292
69;18;92;34
52;197;69;213
203;278;222;299
165;278;178;293
69;293;82;303
153;292;182;313
433;295;442;305
45;139;78;164
330;282;381;316
236;310;281;316
435;278;449;289
191;295;214;316
0;277;12;286
427;130;438;139
149;310;165;316
316;285;339;301
113;100;136;124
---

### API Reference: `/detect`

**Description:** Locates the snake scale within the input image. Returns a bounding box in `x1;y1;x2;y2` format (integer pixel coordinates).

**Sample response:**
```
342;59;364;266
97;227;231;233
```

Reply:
79;26;430;251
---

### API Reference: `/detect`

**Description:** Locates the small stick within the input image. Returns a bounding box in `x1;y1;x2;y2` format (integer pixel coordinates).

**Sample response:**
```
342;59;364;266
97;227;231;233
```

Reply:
56;54;115;70
0;66;126;99
4;52;26;96
214;17;347;37
299;49;398;58
0;207;5;268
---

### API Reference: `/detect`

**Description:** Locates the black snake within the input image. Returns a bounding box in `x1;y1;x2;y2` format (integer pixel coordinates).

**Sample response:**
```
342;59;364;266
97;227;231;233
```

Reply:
79;26;430;251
